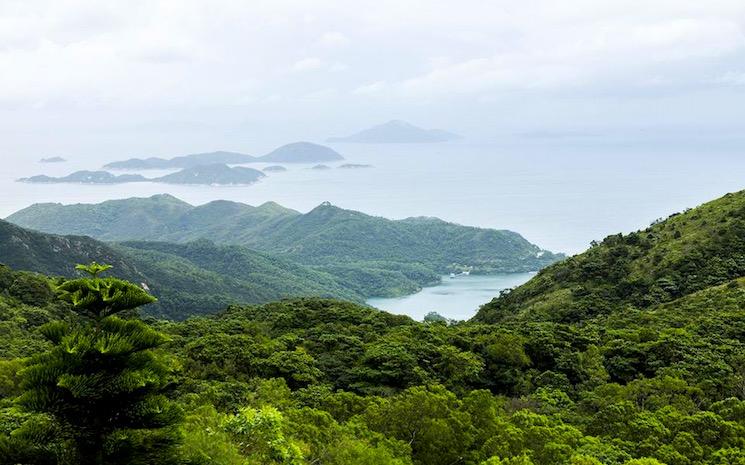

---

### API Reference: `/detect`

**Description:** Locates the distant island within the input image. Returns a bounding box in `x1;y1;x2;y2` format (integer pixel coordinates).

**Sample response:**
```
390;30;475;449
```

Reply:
261;142;344;163
327;120;462;143
104;142;343;170
18;164;265;186
39;156;66;163
311;164;331;170
104;151;257;170
155;164;265;185
263;165;287;172
19;171;147;184
338;163;373;169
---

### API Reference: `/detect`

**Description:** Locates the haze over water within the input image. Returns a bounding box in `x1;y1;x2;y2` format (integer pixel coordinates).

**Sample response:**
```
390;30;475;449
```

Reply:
3;141;745;255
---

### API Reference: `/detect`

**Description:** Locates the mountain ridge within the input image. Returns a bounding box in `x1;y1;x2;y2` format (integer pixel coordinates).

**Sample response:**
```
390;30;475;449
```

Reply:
7;195;562;275
103;142;343;170
0;218;368;319
327;120;462;143
18;164;266;186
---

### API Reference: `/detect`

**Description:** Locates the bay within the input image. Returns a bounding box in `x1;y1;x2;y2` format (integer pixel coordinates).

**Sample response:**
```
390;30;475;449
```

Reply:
367;272;535;321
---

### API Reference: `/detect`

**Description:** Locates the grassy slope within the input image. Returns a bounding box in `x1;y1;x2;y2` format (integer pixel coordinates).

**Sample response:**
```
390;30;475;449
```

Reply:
475;190;745;323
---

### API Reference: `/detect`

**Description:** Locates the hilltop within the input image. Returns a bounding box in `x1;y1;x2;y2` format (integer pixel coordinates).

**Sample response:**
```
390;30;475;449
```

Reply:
8;195;562;277
103;143;343;170
3;189;745;465
39;156;66;163
18;171;147;184
0;219;363;319
18;165;266;186
0;219;145;279
327;120;462;143
260;142;344;163
104;150;257;170
475;189;745;323
154;164;265;185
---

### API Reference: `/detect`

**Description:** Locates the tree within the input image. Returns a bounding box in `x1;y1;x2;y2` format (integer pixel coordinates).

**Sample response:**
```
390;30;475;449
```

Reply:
363;385;475;465
222;406;303;464
15;263;183;465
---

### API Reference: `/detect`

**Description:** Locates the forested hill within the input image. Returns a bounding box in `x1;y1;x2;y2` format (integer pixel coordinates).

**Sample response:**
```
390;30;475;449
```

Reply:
2;190;745;464
475;189;745;324
1;264;744;464
0;219;145;280
0;219;365;319
7;194;563;273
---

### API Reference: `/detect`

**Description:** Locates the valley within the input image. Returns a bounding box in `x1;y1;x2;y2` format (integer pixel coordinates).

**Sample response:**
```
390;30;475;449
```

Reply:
1;188;744;465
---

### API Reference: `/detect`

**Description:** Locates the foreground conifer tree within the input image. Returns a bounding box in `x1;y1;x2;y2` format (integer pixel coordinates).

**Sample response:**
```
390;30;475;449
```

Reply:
15;263;182;465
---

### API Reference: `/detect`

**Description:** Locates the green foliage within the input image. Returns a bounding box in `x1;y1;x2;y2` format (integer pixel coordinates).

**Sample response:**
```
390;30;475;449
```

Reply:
476;191;745;324
4;188;745;465
5;264;182;465
222;406;303;464
7;194;563;301
57;276;156;320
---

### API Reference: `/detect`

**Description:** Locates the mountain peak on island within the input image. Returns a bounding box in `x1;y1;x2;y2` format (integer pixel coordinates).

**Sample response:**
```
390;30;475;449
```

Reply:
327;120;463;143
104;151;257;170
259;142;344;163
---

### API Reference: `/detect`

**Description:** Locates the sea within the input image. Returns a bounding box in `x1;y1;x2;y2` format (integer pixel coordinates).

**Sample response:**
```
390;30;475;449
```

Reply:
3;141;745;320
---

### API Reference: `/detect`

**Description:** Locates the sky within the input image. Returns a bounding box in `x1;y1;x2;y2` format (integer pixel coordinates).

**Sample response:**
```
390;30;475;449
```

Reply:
3;0;745;157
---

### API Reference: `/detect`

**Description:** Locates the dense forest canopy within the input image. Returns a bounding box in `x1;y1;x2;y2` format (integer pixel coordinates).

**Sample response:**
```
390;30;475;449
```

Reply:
1;189;744;464
4;196;564;318
7;194;562;274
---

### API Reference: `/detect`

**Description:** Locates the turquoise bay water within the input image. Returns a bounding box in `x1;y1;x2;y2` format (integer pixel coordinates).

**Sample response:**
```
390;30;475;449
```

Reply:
367;272;534;321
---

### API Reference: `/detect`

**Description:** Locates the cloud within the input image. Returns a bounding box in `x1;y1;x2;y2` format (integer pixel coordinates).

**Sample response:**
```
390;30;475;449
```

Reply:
3;0;745;138
319;31;349;47
353;81;387;95
712;71;745;85
292;57;323;72
396;16;745;97
329;62;349;72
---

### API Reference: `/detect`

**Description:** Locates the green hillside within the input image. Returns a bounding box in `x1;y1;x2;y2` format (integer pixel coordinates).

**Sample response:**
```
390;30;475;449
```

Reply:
1;262;744;464
0;219;147;280
0;220;366;319
475;190;745;323
5;194;194;240
2;188;745;464
8;195;563;275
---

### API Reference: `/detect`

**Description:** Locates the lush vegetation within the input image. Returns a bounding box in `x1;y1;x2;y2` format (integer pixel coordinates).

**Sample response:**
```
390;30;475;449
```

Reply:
2;190;745;464
476;190;745;324
1;271;744;464
0;220;364;319
8;194;562;276
0;264;182;464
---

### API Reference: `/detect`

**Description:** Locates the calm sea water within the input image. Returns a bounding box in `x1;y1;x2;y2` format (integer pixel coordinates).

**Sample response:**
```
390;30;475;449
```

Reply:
2;142;745;318
367;272;535;321
3;142;744;254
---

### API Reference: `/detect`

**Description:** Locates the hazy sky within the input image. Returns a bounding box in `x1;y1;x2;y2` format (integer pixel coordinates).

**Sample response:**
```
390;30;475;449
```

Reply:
3;0;745;157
